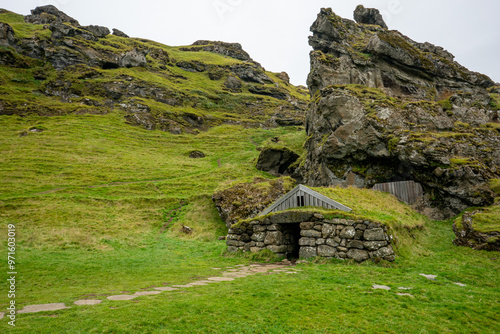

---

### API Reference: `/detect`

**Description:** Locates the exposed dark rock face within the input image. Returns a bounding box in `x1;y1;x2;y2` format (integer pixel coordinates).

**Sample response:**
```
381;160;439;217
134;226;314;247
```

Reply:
187;40;254;63
189;151;205;159
299;7;500;217
353;5;388;29
112;28;129;38
83;25;110;38
212;178;295;228
25;5;80;25
256;148;299;176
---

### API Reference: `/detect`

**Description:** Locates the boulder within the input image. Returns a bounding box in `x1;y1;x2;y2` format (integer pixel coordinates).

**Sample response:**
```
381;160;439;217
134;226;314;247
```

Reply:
112;28;129;38
230;64;272;84
353;5;388;29
190;40;254;62
277;71;290;83
188;151;205;159
212;178;295;228
25;5;80;26
0;23;15;47
49;23;97;41
224;76;242;92
83;25;110;38
256;147;299;176
120;49;147;68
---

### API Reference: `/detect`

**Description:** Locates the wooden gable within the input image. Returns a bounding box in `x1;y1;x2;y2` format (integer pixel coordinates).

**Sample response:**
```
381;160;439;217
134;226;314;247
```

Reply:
259;185;352;216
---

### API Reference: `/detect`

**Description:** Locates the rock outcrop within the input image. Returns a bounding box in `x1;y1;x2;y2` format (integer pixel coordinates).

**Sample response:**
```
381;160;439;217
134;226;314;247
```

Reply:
256;148;299;176
299;7;500;217
0;6;308;131
453;210;500;251
212;178;295;228
353;5;387;29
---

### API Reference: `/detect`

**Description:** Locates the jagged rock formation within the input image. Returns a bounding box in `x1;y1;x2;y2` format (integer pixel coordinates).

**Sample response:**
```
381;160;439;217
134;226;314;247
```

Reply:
299;7;500;217
0;6;308;132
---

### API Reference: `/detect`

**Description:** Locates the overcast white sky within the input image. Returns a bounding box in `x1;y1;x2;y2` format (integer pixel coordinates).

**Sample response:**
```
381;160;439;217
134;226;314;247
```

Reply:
2;0;499;86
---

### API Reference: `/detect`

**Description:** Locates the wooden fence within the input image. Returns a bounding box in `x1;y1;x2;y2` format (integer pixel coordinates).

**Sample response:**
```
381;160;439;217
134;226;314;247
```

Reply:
372;181;423;205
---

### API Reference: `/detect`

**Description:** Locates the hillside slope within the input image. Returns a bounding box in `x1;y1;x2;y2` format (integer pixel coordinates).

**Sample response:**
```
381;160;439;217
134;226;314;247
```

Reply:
0;6;308;134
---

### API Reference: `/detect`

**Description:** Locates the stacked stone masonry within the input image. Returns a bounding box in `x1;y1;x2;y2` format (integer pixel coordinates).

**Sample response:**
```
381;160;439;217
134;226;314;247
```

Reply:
227;211;395;262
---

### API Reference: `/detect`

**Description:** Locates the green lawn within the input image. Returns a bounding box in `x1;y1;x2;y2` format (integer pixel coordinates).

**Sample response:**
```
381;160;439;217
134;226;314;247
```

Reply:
0;112;499;333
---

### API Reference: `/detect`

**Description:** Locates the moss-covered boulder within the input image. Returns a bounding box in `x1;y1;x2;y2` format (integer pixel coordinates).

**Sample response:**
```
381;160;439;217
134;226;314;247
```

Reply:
212;177;295;228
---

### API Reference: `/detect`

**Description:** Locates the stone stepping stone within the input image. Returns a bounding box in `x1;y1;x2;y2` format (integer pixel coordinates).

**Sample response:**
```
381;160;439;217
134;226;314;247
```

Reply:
74;300;102;306
398;287;413;290
0;312;4;319
207;277;234;282
154;287;179;292
453;282;467;287
18;303;69;314
172;284;195;288
211;268;221;270
235;264;246;267
285;272;298;274
227;269;240;272
372;285;391;290
134;291;162;296
396;293;414;297
107;295;137;301
420;274;437;280
189;282;209;286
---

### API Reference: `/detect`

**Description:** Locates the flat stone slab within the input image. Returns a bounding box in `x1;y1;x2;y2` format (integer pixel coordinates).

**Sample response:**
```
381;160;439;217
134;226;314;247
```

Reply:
171;284;195;288
107;295;137;301
74;300;102;306
18;303;69;314
397;293;414;297
0;312;4;319
211;268;221;270
398;287;413;290
285;272;298;274
372;285;391;290
453;282;467;287
420;274;437;280
189;282;209;286
134;291;162;296
154;287;179;292
207;277;235;282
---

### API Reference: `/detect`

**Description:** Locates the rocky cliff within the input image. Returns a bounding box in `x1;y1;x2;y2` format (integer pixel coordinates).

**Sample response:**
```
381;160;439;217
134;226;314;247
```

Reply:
0;6;307;133
300;7;500;218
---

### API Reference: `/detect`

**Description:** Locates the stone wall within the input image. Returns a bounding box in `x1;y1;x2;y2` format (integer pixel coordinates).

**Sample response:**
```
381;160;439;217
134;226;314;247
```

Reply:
227;211;395;262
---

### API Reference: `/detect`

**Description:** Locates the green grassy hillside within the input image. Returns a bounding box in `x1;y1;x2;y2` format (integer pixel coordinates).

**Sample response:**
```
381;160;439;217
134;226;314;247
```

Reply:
0;6;498;333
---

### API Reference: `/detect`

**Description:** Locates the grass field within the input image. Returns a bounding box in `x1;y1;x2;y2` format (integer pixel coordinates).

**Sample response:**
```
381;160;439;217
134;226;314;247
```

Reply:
0;112;499;333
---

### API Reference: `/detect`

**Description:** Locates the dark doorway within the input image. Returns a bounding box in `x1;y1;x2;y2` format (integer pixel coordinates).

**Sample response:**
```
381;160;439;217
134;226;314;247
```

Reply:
282;223;301;259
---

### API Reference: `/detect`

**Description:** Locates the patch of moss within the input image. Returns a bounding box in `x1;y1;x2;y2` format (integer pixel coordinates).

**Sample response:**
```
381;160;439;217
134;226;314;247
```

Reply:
489;179;500;196
488;93;500;111
437;99;453;111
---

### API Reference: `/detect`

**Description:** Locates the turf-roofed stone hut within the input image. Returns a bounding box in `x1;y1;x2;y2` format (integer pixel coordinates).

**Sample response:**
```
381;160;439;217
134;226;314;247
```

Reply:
227;186;395;262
